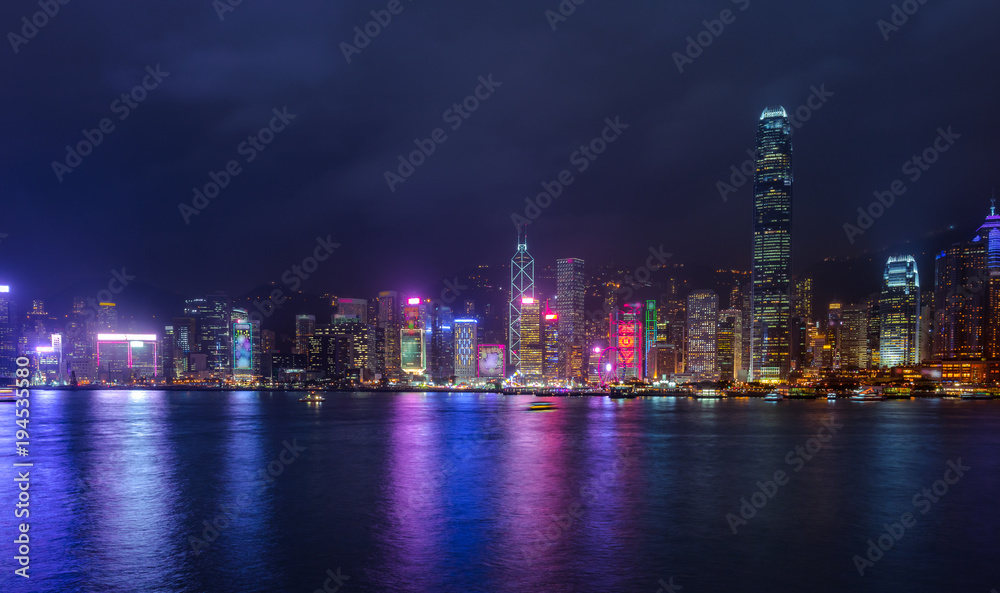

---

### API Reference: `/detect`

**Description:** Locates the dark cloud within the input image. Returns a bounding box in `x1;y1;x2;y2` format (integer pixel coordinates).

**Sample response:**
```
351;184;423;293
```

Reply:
0;0;997;300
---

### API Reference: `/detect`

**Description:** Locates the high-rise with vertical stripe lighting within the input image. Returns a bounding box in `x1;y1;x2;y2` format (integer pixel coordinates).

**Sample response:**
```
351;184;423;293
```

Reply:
750;106;793;382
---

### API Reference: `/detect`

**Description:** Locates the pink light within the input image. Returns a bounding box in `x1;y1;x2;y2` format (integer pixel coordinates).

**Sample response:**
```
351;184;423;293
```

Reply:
407;297;421;305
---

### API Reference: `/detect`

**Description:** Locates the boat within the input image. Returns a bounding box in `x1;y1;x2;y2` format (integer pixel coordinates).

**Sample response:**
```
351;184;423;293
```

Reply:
529;402;557;411
0;387;15;403
850;387;886;402
960;392;995;400
298;391;325;403
827;393;837;401
763;392;785;401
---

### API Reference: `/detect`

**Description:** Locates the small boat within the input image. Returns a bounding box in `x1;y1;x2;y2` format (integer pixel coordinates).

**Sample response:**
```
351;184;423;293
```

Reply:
298;391;325;403
827;393;837;401
529;402;556;411
763;392;784;401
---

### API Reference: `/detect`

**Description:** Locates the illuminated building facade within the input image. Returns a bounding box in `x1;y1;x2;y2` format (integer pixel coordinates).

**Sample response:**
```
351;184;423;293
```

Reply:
543;306;560;384
556;258;585;382
717;308;742;382
477;344;505;379
841;304;869;370
644;300;658;380
96;334;158;383
686;290;718;381
0;286;18;380
378;291;402;381
879;256;920;367
519;297;543;380
295;315;316;357
933;238;986;359
184;293;232;377
509;227;535;373
613;303;643;381
330;317;372;379
400;297;427;378
453;319;478;381
751;106;793;382
336;297;368;324
231;308;261;383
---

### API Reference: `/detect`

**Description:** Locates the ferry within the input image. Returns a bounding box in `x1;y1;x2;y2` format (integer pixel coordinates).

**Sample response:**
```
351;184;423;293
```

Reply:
0;387;15;403
827;392;838;401
298;391;325;403
693;388;725;399
763;392;785;402
850;387;887;402
529;402;557;411
959;392;995;400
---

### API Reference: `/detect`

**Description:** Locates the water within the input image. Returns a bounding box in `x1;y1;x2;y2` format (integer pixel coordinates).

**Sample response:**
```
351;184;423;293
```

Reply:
2;391;999;593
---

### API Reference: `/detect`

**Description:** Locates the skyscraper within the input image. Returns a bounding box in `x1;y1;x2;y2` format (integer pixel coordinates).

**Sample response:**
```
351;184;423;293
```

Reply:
336;298;369;324
687;290;719;381
184;293;232;378
879;256;920;367
453;319;478;382
556;258;585;382
509;227;535;374
0;286;18;380
841;304;869;370
933;239;986;359
543;305;560;384
717;308;742;382
518;297;542;381
378;291;401;381
295;315;316;356
750;106;793;382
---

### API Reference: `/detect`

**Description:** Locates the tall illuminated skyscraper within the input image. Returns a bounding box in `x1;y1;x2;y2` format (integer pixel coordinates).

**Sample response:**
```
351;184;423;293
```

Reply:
879;256;920;367
750;106;794;382
378;291;401;381
518;297;542;381
687;290;719;381
543;304;560;384
556;258;585;382
0;286;17;380
509;226;535;374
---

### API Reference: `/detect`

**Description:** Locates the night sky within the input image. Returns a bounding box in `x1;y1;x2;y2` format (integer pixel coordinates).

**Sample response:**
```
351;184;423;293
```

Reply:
2;0;998;301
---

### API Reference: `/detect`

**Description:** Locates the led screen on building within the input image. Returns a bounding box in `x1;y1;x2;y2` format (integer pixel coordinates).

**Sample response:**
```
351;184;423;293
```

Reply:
477;344;505;378
234;323;252;370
